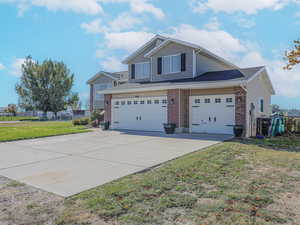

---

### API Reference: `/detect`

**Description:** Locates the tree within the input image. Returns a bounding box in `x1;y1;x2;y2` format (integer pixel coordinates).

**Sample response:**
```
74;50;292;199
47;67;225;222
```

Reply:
16;56;75;119
68;92;81;111
5;104;18;116
284;40;300;70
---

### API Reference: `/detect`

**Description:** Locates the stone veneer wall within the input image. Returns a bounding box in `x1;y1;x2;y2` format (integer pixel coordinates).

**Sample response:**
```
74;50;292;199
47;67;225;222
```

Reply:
167;89;180;127
234;87;247;133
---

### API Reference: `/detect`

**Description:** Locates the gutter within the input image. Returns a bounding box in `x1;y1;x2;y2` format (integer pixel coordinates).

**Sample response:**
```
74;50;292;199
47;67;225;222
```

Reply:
98;80;244;95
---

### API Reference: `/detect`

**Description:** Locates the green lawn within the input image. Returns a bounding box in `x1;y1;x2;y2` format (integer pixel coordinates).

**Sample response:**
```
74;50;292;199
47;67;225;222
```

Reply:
0;121;89;142
55;138;300;225
0;116;39;121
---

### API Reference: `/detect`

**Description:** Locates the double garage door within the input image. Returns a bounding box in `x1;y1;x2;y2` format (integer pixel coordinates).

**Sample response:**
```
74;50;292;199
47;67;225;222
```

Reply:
190;95;235;135
111;96;167;132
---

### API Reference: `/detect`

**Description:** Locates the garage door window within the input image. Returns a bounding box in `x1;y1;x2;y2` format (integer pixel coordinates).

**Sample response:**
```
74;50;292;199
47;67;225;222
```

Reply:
154;100;159;104
121;101;126;105
195;99;200;104
127;101;131;105
134;101;138;105
140;101;145;104
162;99;167;104
215;98;221;103
205;98;210;103
115;101;119;105
147;100;152;104
226;98;233;103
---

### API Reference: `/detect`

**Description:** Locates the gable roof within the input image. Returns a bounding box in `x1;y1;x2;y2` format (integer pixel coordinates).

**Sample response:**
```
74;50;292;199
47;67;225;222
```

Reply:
122;34;167;64
86;71;126;84
143;36;239;69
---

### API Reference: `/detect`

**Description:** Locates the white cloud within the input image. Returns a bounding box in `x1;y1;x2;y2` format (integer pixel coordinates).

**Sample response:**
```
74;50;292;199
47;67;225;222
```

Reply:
0;0;103;15
100;56;126;71
100;0;165;19
0;63;5;70
104;31;154;52
81;19;107;34
109;13;142;31
203;17;220;30
95;49;105;58
10;58;26;77
236;17;256;28
190;0;291;14
167;24;247;61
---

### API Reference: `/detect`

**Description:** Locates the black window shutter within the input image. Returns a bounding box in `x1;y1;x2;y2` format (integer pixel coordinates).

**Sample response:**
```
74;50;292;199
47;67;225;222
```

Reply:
181;53;186;72
157;57;162;75
131;64;135;79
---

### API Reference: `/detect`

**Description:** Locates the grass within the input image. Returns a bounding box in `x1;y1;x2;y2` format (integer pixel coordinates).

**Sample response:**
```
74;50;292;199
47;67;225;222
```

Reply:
0;121;89;142
0;116;39;121
55;138;300;225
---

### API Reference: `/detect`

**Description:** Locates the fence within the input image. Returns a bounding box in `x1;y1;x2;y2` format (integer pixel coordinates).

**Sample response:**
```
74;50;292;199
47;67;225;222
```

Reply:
285;117;300;134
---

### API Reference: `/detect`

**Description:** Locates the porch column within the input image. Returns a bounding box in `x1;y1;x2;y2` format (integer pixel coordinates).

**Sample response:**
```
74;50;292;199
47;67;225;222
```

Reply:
235;87;247;135
167;89;180;128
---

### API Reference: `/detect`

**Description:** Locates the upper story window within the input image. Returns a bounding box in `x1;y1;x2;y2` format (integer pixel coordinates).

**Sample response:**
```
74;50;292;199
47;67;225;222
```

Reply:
162;54;181;74
259;98;264;113
132;62;150;79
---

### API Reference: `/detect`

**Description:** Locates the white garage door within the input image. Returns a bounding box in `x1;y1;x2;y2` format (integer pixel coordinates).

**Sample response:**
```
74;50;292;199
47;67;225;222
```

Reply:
190;95;235;134
111;96;167;132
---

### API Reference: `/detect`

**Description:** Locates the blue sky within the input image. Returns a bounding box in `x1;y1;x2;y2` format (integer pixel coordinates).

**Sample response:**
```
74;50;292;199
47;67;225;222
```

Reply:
0;0;300;109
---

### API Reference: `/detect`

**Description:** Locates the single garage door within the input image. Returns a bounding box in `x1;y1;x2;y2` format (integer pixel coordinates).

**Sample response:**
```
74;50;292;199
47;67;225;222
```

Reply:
111;96;167;132
190;94;235;134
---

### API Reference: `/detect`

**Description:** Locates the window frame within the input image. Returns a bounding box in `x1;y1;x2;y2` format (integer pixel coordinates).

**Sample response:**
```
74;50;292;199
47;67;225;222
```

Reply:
162;54;181;75
134;62;150;79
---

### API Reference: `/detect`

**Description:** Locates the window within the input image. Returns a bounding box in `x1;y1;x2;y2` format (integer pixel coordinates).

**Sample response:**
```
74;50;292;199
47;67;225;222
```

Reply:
147;100;152;104
215;98;221;103
162;99;167;104
259;98;264;112
195;99;201;104
135;62;150;79
127;101;131;105
162;54;181;74
94;83;112;100
205;98;210;103
154;100;159;104
115;101;119;105
121;101;126;105
140;100;145;104
226;98;233;103
134;101;138;105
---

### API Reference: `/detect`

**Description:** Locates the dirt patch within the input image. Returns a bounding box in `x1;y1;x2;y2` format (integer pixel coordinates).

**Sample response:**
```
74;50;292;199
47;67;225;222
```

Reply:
0;176;64;225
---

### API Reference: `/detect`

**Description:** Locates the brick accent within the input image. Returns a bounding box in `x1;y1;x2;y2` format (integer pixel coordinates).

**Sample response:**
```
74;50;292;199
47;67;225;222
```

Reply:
104;94;112;124
235;87;247;129
167;89;180;127
90;84;94;112
180;90;190;128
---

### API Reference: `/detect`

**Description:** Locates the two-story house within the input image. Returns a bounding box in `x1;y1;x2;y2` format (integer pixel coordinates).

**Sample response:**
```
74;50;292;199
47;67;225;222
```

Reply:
87;71;128;111
99;35;275;137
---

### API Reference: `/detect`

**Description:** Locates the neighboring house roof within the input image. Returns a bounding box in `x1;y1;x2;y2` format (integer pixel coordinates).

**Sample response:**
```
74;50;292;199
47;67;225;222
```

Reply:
99;66;272;94
0;107;6;112
86;71;128;84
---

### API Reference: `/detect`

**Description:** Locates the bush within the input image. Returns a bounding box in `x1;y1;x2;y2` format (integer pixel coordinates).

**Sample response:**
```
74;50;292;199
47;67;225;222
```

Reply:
91;110;104;122
73;117;90;126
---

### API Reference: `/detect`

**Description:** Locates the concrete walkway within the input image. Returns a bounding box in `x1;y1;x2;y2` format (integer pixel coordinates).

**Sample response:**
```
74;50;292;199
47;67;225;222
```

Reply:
0;130;231;197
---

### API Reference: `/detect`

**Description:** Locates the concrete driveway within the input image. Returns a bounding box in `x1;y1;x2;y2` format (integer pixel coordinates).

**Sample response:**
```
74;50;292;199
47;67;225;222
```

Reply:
0;130;231;197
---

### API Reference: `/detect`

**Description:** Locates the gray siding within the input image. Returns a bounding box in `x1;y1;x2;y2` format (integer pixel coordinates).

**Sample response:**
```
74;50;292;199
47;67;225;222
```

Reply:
91;76;114;110
127;39;164;83
151;43;194;82
196;53;232;75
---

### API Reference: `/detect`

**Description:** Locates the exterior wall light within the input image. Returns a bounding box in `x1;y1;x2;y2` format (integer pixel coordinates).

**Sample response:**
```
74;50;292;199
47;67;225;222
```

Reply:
170;98;175;104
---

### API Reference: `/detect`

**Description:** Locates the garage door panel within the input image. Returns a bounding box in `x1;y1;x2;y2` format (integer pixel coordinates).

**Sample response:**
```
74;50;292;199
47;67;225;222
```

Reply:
112;96;167;132
190;95;235;135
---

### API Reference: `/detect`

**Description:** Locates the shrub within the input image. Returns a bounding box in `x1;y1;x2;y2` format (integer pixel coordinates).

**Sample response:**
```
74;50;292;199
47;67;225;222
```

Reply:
91;110;104;122
73;118;90;126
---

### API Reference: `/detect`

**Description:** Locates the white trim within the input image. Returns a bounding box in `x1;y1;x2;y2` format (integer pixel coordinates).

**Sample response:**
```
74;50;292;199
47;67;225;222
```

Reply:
99;80;243;94
144;37;239;69
193;50;196;78
122;35;167;64
161;54;181;74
